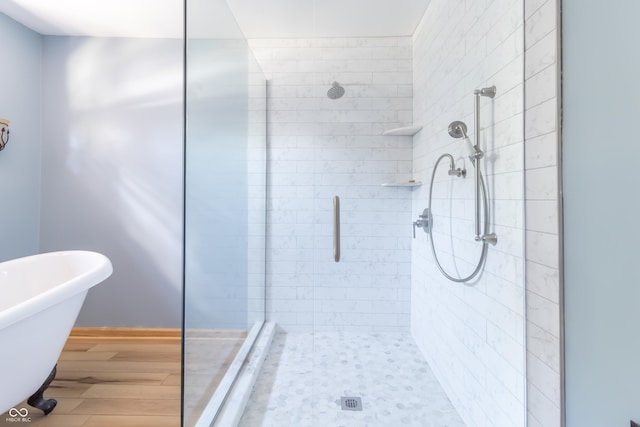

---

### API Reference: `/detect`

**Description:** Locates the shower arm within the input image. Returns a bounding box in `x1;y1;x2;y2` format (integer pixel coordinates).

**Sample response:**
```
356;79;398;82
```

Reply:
472;86;497;244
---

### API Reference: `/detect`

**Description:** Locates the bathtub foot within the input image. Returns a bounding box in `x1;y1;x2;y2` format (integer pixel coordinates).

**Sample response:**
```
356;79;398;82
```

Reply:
27;365;58;415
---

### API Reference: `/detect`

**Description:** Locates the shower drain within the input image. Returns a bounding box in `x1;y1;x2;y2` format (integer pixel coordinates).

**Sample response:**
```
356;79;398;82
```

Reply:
340;396;363;411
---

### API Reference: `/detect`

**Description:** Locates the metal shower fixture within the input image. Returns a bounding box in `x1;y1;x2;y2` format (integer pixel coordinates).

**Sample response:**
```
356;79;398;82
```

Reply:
474;85;496;98
425;85;499;283
448;120;481;160
447;120;468;139
471;86;497;244
327;81;345;99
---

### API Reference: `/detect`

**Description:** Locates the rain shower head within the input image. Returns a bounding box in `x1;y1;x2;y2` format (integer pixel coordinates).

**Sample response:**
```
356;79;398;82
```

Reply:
327;81;345;100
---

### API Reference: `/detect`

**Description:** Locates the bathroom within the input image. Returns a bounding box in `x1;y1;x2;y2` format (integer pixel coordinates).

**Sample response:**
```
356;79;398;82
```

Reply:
0;0;637;426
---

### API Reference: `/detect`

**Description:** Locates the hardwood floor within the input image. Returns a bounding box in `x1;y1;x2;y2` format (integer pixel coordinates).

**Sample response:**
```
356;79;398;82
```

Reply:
4;328;249;427
6;330;182;427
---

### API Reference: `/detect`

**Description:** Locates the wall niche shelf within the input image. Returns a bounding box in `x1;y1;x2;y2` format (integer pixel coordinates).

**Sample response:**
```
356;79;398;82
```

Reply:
381;180;422;187
381;125;423;187
382;125;423;136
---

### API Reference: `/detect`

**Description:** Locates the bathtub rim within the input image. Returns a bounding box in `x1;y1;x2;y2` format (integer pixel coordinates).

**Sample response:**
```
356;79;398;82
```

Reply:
0;250;113;330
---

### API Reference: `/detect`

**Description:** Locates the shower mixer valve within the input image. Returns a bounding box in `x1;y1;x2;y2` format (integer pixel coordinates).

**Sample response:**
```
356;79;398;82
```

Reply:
413;208;431;238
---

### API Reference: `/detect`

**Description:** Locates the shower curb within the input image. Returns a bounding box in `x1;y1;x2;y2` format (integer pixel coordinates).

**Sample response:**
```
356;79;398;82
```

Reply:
212;322;276;427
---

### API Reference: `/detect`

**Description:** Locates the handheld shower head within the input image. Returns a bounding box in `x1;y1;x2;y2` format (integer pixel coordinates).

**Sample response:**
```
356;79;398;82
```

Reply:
448;120;481;160
448;120;468;139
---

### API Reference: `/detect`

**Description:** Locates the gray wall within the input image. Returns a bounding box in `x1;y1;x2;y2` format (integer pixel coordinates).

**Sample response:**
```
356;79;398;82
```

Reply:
184;39;249;329
40;37;183;327
563;1;640;425
0;13;42;262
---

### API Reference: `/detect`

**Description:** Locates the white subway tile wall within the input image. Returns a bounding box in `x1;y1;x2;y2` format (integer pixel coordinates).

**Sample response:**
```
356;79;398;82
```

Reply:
247;1;563;425
411;0;526;426
249;37;415;333
524;0;562;426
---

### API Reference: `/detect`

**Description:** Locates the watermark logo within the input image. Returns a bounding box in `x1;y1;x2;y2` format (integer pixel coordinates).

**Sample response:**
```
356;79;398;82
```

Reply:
5;407;31;423
8;409;27;418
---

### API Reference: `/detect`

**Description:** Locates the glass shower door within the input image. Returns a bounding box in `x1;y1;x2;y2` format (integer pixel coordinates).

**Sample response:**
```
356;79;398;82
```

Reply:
183;0;266;425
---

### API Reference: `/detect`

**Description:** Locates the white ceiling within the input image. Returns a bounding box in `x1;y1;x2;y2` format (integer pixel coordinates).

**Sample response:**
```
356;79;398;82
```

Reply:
0;0;184;38
0;0;431;39
226;0;431;39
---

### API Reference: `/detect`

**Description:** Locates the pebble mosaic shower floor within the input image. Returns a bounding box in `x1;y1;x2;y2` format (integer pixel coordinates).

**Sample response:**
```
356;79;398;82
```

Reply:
239;331;466;427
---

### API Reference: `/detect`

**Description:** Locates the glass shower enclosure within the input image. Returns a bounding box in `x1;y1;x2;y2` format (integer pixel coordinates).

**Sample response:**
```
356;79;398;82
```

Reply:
181;0;528;425
182;0;267;425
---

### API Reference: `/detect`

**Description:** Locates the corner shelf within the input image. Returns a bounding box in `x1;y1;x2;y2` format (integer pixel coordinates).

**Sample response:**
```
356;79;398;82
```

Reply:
382;125;423;136
381;180;422;187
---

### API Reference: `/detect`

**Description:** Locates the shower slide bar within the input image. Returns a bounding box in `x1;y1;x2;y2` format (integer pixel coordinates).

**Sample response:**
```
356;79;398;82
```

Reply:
333;196;340;262
445;86;498;245
472;86;498;244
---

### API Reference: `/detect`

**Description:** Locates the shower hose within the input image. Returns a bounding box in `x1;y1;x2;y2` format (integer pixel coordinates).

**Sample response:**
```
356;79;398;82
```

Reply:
428;153;490;283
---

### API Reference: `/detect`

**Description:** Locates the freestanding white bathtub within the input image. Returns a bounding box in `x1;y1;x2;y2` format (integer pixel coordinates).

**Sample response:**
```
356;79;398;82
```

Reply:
0;251;112;416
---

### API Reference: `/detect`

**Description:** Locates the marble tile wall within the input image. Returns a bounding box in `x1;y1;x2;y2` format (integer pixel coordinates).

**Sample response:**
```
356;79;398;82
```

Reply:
524;0;562;426
247;1;563;424
411;0;527;425
249;37;414;332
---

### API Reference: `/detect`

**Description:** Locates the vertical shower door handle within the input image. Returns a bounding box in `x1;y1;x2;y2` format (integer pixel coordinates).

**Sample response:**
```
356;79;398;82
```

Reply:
333;196;340;262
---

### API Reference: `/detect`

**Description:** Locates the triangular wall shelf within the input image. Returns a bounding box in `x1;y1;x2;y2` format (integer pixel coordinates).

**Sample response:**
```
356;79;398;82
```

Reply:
382;125;423;136
381;180;422;187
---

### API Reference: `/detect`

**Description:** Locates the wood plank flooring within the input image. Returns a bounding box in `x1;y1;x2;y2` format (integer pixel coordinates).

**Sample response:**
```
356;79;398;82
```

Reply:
6;332;181;427
3;329;248;427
